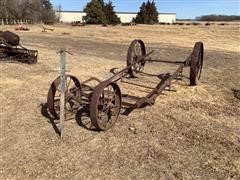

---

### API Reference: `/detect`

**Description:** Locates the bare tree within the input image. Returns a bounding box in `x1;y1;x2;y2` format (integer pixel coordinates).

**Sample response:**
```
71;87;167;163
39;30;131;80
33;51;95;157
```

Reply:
0;0;55;23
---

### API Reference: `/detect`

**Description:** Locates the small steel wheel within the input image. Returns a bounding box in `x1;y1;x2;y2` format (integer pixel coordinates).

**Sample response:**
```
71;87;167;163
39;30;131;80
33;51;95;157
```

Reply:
47;75;82;119
127;39;146;78
190;42;204;85
90;81;122;131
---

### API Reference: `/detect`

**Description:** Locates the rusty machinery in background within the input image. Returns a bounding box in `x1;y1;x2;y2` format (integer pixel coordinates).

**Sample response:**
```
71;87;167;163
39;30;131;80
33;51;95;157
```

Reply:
71;21;86;27
47;39;204;131
0;31;38;64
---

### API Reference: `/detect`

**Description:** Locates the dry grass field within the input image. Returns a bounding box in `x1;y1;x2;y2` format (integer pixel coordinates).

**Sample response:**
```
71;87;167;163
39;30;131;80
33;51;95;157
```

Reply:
0;24;240;179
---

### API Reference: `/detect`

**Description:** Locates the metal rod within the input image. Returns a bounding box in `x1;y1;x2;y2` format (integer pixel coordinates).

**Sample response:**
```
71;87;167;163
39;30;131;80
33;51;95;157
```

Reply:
151;65;183;95
136;64;184;107
121;101;137;108
107;50;154;82
145;59;184;64
59;48;66;139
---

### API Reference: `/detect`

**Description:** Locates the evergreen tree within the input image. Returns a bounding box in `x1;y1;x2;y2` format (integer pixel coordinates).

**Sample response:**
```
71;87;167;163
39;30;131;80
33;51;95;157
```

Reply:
136;2;146;23
83;0;121;25
136;0;158;24
104;1;120;25
150;1;158;23
83;0;107;24
97;0;105;9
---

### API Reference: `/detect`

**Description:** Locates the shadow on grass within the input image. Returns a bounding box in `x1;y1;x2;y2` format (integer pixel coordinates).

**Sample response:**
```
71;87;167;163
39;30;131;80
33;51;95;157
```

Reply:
232;88;240;100
40;102;99;136
40;103;60;136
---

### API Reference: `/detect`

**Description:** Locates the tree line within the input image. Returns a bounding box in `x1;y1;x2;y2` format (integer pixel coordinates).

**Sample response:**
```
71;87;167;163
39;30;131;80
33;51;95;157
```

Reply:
1;0;238;25
0;0;55;23
0;0;159;24
83;0;159;25
196;15;240;21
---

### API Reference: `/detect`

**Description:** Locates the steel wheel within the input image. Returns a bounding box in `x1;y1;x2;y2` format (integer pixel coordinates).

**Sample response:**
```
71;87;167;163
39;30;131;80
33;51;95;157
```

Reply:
127;39;146;78
90;81;121;131
47;75;82;119
190;42;204;86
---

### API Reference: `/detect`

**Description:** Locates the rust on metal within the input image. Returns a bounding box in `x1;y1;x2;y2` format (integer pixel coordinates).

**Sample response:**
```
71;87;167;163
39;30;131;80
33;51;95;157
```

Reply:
127;39;146;78
47;39;204;132
0;31;38;64
47;75;82;119
71;21;85;26
90;81;122;131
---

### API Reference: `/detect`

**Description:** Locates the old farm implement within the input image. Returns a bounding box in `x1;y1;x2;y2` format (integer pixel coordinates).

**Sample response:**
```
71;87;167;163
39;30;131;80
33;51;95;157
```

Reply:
47;39;204;132
0;31;38;64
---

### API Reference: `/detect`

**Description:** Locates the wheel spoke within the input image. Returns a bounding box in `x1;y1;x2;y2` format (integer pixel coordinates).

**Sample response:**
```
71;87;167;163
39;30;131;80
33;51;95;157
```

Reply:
101;92;105;106
66;77;72;91
127;40;146;78
92;83;121;130
134;45;138;56
136;44;141;56
107;86;110;103
48;75;81;119
98;107;109;124
110;89;117;104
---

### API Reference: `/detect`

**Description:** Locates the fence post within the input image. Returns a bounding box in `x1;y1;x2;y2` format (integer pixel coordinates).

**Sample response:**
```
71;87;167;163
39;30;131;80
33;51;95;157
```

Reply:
59;48;66;138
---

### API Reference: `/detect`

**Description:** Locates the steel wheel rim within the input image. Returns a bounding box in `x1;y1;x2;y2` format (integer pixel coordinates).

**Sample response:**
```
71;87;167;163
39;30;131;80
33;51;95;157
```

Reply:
90;81;121;131
47;75;82;119
127;39;146;78
190;42;204;85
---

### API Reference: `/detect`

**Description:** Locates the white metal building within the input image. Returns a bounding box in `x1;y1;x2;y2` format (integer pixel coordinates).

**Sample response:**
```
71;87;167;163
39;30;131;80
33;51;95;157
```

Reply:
158;13;176;23
56;11;176;23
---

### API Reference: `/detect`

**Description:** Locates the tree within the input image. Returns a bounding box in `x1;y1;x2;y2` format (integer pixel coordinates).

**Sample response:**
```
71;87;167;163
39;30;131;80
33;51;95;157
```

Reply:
83;0;121;25
148;0;158;24
136;2;146;23
97;0;105;9
136;0;158;24
41;0;55;22
104;1;120;25
196;14;240;21
4;0;32;19
55;4;62;22
83;0;107;24
0;0;55;23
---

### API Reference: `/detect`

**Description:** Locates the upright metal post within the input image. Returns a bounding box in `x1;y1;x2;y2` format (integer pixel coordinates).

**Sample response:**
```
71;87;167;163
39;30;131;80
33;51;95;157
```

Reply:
59;48;66;138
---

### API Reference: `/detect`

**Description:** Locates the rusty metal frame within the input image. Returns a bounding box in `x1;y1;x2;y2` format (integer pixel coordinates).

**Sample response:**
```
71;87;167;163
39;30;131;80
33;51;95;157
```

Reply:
47;39;204;132
0;31;38;64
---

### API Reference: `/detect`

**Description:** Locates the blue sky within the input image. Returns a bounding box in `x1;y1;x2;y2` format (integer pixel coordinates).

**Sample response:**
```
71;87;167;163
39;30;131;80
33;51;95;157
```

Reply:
51;0;240;19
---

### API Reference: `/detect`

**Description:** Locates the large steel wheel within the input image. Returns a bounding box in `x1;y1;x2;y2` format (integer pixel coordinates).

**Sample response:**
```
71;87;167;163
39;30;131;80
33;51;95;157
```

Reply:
47;75;82;119
90;81;122;131
127;39;146;78
190;42;204;85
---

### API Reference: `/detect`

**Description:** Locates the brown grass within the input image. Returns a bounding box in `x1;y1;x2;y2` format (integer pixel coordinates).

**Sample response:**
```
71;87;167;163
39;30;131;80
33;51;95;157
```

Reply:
0;24;240;179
